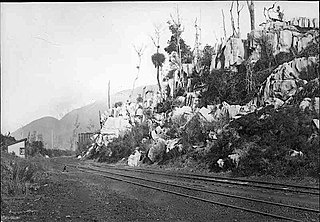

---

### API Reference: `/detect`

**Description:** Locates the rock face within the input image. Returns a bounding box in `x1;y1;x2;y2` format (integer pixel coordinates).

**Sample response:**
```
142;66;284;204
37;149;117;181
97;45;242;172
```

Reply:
224;38;245;69
288;17;319;28
210;17;318;71
249;20;318;60
258;56;318;105
210;37;245;71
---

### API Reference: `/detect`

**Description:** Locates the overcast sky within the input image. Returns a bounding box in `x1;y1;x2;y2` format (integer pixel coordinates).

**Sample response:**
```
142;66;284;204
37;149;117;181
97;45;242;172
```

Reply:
1;1;319;133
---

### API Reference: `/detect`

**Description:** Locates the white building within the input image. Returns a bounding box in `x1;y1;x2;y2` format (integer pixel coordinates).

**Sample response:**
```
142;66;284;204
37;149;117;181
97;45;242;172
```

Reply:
7;138;27;158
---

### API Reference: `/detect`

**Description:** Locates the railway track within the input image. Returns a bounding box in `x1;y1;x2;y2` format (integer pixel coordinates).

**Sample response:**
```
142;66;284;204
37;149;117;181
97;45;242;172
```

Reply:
91;163;319;196
68;164;319;222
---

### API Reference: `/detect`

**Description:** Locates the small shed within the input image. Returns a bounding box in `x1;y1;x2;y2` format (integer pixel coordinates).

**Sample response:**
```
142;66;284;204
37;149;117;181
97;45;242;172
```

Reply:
7;138;27;158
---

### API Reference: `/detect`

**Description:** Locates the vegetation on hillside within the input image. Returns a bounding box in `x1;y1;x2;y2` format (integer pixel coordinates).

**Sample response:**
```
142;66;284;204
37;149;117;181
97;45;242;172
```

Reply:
84;6;320;180
202;105;319;177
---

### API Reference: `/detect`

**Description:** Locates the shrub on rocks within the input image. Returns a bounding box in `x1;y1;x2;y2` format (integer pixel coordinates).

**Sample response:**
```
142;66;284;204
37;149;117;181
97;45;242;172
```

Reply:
97;122;150;163
203;105;319;178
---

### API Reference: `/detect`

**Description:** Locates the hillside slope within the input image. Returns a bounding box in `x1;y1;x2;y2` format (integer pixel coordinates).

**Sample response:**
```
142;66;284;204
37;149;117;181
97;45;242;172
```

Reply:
12;116;60;147
12;85;157;150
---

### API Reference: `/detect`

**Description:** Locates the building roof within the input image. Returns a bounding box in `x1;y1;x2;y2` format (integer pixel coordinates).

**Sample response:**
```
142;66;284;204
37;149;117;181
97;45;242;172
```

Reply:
7;138;27;147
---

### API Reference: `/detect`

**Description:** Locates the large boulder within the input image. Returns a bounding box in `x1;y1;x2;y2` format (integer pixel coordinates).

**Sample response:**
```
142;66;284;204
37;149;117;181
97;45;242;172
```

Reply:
128;150;142;167
259;56;318;104
299;98;312;111
147;138;166;163
272;79;297;101
277;30;293;53
212;102;242;121
314;97;319;114
198;107;215;122
171;106;194;124
166;138;181;153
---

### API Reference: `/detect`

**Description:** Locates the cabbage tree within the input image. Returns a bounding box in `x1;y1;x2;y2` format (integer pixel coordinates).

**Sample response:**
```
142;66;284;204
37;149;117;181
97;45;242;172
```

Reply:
151;52;165;92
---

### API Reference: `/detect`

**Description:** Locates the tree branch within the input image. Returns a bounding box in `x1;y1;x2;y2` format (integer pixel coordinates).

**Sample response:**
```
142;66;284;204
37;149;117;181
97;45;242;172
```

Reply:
150;35;157;48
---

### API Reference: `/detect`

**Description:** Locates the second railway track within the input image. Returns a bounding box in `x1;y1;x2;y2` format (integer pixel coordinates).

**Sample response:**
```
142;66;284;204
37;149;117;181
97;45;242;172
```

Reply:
90;163;320;196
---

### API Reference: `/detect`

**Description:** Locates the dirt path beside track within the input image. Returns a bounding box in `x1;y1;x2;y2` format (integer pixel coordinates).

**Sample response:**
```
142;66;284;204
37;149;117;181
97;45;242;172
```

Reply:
1;157;317;222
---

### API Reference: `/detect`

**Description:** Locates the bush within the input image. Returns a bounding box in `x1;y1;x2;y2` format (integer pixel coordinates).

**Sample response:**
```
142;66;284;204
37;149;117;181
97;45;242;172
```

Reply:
0;134;16;151
200;69;251;107
155;97;173;114
1;152;48;197
97;122;150;163
182;114;207;145
230;106;319;177
202;104;319;178
202;127;242;172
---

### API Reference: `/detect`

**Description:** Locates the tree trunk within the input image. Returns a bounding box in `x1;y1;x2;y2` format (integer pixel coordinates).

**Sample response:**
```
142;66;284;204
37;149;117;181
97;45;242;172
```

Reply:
221;9;227;39
236;0;242;38
247;0;255;31
230;1;237;37
156;65;161;95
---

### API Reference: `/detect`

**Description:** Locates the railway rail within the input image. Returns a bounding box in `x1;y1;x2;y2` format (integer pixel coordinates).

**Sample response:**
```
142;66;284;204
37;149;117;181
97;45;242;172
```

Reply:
68;164;319;222
91;163;319;196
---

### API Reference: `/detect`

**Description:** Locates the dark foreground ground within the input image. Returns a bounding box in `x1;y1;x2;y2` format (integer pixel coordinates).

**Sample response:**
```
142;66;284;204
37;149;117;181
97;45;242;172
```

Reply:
1;157;318;222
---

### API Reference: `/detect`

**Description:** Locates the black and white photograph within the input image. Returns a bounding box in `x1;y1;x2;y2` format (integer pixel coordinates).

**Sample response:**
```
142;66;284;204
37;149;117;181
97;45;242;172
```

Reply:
1;1;319;221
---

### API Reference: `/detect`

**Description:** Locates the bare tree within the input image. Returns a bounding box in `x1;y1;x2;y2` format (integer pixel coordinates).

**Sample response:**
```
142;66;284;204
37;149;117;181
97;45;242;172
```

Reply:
246;0;255;31
264;2;284;22
150;24;163;48
86;119;95;132
221;9;227;39
230;1;244;38
230;1;237;37
169;5;184;74
236;0;244;37
193;17;201;73
167;5;185;96
130;44;146;99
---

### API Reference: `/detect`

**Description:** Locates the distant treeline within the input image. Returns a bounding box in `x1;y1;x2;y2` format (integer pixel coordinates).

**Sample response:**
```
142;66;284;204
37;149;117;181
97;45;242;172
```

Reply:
26;140;75;157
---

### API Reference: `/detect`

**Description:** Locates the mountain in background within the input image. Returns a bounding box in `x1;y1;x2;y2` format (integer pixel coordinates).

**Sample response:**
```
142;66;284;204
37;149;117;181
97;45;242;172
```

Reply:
12;84;158;150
